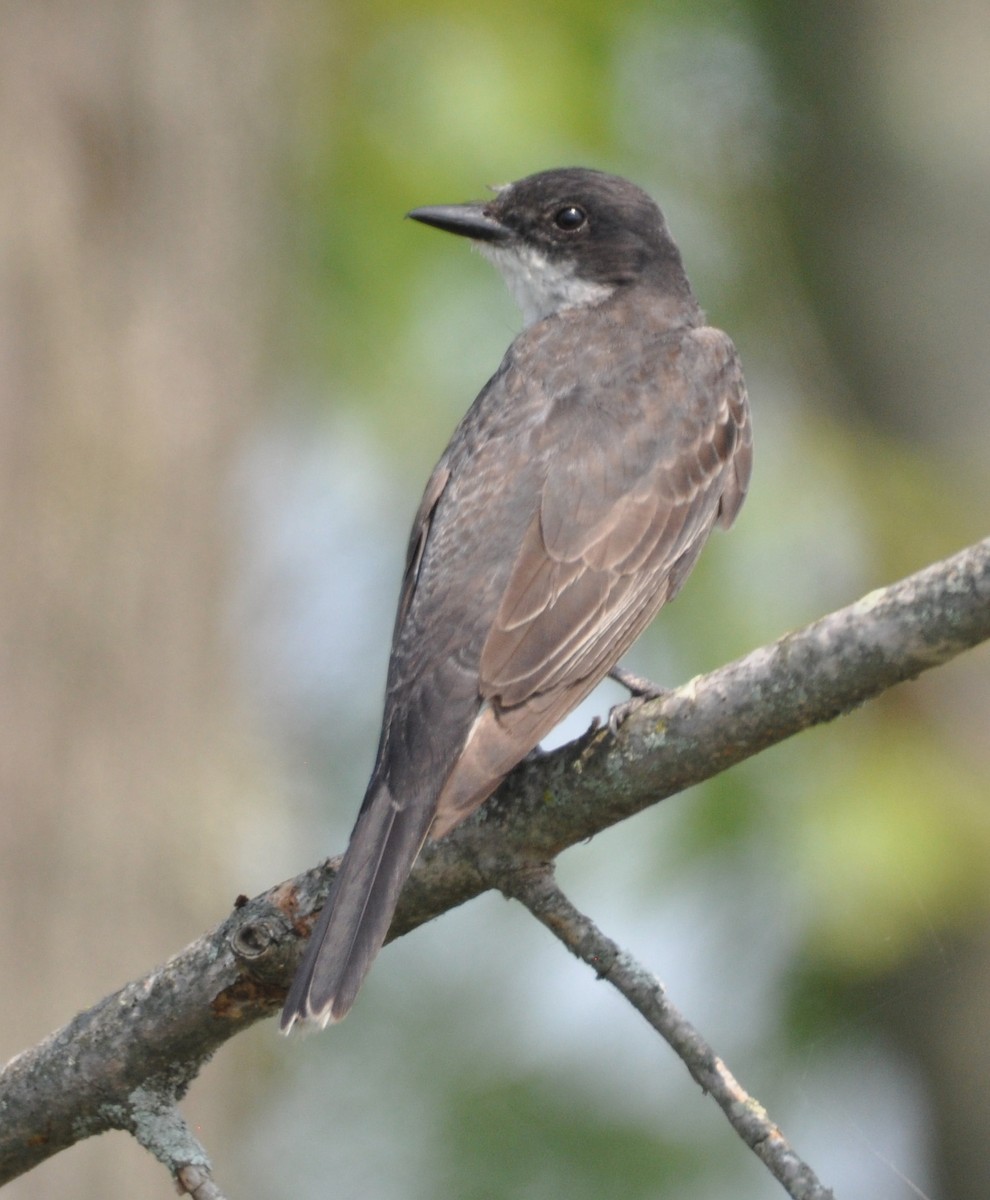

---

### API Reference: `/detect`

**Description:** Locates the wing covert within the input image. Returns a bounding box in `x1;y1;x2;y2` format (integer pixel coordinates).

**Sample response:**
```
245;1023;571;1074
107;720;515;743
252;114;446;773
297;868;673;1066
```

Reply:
479;325;749;710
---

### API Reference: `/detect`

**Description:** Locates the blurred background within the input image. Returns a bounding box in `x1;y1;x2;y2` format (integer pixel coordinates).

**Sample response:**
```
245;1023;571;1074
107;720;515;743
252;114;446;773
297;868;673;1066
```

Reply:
2;2;989;1198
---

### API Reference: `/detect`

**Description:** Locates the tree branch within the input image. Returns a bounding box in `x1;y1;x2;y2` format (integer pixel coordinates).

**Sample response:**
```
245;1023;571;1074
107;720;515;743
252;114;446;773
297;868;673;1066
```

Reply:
503;864;835;1200
2;536;988;1188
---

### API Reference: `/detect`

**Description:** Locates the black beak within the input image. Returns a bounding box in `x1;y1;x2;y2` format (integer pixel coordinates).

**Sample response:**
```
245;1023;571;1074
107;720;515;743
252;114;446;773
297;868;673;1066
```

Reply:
407;202;511;243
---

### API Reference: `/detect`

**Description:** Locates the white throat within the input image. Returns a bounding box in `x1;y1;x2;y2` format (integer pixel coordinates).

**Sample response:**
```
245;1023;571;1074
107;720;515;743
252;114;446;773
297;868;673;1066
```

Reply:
478;242;614;327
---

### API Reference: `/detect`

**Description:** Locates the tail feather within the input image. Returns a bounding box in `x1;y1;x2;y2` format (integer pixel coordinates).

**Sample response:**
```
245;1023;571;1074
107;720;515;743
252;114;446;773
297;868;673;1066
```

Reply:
280;782;435;1031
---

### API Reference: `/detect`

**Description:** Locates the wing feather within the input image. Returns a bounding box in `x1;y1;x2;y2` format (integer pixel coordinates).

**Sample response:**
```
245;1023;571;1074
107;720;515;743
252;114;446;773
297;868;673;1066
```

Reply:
479;327;750;713
430;321;749;836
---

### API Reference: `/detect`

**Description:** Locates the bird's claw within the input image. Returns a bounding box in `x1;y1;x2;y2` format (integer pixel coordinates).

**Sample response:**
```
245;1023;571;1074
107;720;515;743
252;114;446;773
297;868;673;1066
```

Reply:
606;665;668;734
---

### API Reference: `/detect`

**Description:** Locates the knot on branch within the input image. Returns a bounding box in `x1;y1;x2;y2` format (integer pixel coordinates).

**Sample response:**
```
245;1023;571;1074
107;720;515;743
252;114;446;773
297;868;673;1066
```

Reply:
213;907;300;1019
227;895;300;988
229;916;279;964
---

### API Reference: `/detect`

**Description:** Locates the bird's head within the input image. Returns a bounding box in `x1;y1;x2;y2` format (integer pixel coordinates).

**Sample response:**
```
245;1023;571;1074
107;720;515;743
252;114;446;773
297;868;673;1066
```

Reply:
408;167;691;326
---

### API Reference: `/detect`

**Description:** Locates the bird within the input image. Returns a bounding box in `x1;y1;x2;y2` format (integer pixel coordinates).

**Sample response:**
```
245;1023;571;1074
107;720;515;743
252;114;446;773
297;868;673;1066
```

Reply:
280;167;752;1031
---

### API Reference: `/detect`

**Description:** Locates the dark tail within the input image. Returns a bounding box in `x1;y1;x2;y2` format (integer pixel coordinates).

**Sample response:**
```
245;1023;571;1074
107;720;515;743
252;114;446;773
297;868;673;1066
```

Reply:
280;781;435;1031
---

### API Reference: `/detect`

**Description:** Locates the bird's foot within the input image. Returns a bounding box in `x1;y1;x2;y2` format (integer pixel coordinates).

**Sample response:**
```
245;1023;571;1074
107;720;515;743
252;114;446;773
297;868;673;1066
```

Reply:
606;665;668;734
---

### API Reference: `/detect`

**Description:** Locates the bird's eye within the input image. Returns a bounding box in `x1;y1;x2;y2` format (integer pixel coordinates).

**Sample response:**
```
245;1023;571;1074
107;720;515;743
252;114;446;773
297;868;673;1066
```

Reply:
553;205;587;231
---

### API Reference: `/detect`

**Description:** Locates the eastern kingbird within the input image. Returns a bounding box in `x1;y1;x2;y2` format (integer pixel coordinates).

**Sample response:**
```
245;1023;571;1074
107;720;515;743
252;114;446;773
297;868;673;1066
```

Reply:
281;167;752;1031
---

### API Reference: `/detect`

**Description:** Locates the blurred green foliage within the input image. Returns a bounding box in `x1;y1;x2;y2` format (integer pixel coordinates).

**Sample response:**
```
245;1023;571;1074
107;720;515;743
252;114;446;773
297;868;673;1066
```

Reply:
439;1074;699;1199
